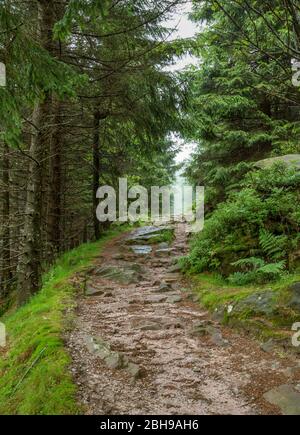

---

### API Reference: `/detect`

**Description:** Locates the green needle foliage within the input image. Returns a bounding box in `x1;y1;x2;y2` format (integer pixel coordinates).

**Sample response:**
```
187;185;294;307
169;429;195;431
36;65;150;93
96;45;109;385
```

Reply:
182;1;300;284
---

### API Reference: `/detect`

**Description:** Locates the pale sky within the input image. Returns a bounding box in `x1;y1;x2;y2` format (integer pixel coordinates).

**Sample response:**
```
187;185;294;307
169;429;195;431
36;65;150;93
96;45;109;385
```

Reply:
164;2;198;164
165;1;199;72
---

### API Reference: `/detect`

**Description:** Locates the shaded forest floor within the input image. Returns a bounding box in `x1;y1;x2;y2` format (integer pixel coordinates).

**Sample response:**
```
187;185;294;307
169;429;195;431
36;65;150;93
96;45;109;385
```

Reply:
66;224;300;415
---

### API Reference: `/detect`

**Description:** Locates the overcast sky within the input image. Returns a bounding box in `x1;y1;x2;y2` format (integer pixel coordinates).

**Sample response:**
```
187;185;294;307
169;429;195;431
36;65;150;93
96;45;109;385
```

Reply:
164;2;199;164
165;1;198;71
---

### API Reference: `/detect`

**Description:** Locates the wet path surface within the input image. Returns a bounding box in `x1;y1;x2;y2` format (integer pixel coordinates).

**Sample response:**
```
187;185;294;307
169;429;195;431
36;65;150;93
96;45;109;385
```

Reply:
67;224;300;415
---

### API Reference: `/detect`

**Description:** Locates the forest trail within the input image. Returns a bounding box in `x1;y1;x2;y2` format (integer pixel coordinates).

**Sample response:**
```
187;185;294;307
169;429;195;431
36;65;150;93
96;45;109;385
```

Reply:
67;224;296;415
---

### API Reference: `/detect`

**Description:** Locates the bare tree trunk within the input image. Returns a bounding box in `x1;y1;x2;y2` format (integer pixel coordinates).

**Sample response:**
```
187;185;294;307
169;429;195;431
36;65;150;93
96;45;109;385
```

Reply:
1;141;12;298
48;99;63;257
93;109;101;240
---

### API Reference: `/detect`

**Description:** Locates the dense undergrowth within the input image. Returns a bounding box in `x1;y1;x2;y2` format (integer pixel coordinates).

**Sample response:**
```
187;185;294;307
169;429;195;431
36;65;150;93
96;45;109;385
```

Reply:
184;164;300;285
0;226;129;415
183;163;300;342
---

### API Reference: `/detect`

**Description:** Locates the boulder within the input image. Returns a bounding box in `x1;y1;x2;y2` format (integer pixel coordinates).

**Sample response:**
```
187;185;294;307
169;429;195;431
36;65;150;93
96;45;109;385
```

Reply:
287;282;300;311
94;264;143;285
255;154;300;170
230;290;277;317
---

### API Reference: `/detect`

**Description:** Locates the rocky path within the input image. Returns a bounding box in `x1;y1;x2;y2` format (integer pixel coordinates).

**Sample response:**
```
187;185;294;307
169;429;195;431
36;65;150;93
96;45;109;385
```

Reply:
67;224;300;415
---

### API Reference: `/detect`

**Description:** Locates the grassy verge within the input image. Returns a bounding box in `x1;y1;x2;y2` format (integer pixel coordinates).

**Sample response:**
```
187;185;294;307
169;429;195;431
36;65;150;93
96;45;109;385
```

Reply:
191;271;300;341
0;226;129;415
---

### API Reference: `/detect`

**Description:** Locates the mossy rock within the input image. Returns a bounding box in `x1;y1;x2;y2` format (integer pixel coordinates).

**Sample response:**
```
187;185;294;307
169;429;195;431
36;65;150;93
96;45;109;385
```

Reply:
287;282;300;312
229;290;278;317
94;264;143;285
126;226;174;245
254;154;300;170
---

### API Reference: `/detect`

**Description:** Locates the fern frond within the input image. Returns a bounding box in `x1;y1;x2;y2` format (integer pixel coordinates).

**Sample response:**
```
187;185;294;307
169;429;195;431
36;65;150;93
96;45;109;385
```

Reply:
257;260;286;275
231;257;265;271
259;229;286;259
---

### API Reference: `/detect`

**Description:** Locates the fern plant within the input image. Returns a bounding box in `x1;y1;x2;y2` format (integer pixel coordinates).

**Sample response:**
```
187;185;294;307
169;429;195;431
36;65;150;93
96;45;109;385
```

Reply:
229;257;286;285
259;229;287;261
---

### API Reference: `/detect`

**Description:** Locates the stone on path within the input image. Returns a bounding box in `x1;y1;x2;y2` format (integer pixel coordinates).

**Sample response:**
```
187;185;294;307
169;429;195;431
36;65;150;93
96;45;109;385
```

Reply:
190;321;210;334
189;323;229;346
85;336;142;379
264;385;300;415
164;274;180;284
156;248;173;256
139;323;162;331
260;339;277;354
125;225;174;244
167;263;182;273
126;362;142;380
130;245;152;255
156;282;173;293
209;329;230;347
85;336;112;359
158;242;170;249
144;294;168;304
85;284;105;297
167;295;182;304
94;264;143;285
105;352;125;370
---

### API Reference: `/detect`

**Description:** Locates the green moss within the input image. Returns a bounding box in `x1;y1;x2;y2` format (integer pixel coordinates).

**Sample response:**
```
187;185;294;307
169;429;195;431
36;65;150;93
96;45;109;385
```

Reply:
191;273;257;309
191;271;300;339
131;229;174;245
0;226;130;415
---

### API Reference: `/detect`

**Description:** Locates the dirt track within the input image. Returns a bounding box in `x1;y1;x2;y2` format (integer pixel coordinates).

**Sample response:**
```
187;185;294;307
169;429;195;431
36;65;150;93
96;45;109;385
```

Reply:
67;224;299;415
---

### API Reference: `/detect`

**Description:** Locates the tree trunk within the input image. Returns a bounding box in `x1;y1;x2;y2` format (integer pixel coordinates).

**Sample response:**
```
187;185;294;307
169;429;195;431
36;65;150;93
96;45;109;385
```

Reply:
17;0;55;305
93;109;101;240
48;99;62;257
1;141;12;298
